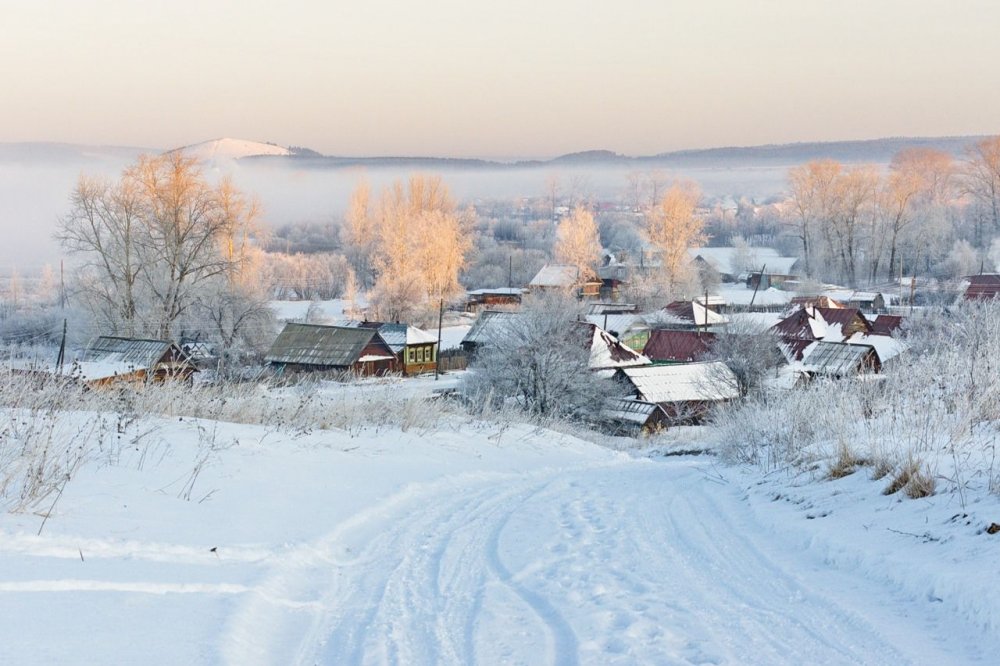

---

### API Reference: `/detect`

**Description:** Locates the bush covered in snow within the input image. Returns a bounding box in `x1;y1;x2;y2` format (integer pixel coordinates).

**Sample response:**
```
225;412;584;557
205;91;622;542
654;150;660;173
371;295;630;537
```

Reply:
713;302;1000;501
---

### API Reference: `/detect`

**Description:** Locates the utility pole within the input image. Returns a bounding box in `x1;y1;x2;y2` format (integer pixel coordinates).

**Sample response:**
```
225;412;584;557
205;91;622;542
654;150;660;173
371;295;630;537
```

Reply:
748;263;766;310
508;256;513;289
434;299;444;380
56;318;67;373
60;259;65;310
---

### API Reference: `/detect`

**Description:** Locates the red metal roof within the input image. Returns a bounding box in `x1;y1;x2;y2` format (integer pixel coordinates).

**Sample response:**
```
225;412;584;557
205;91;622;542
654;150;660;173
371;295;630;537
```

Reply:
870;315;904;336
965;275;1000;300
772;308;819;340
643;330;715;362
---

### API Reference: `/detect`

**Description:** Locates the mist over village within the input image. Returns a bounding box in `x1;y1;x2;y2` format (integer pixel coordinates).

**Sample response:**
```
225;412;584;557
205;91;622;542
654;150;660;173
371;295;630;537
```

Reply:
1;2;1000;664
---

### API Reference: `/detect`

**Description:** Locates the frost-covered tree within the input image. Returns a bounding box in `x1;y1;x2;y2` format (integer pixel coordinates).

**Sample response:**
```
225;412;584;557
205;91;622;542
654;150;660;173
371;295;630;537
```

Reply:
554;206;601;281
461;292;620;418
645;181;705;290
59;153;262;340
703;319;784;399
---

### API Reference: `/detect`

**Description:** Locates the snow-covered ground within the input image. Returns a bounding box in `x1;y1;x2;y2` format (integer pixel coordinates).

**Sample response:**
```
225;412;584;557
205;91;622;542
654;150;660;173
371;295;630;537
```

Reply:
1;378;998;665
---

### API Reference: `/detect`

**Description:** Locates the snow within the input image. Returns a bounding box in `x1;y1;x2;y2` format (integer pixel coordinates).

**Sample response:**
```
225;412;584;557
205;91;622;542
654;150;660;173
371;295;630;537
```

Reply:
438;325;471;350
715;283;793;306
0;381;998;663
270;299;351;322
173;138;291;163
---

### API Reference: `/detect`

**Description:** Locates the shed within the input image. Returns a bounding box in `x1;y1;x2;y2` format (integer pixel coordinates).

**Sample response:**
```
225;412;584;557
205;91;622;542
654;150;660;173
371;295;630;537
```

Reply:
802;341;881;377
599;398;670;434
265;323;399;376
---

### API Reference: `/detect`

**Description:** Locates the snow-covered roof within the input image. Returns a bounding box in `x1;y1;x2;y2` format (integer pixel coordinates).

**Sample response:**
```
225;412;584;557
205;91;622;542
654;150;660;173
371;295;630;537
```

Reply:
265;324;384;367
586;324;651;370
599;398;666;426
715;285;793;307
461;311;519;346
847;332;907;363
529;264;581;288
802;341;877;376
619;362;739;403
467;287;524;297
584;314;648;337
689;246;794;275
406;327;438;345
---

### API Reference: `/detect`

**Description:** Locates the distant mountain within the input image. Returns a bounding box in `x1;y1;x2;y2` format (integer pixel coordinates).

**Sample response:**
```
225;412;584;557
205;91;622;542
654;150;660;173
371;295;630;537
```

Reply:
239;135;990;170
168;138;292;162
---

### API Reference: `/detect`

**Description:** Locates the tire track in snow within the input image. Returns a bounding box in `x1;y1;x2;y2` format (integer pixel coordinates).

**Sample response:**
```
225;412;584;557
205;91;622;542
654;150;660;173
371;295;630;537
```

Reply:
221;466;596;665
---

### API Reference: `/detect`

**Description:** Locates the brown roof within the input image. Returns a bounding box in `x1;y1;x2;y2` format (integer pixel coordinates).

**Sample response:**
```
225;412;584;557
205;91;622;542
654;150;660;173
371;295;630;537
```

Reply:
790;295;843;309
815;307;872;334
779;337;814;361
965;274;1000;300
870;315;904;336
772;308;820;340
643;330;715;362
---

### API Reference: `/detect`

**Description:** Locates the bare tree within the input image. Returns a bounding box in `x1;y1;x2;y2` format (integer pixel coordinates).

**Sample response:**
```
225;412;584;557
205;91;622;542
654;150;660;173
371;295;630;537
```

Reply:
702;319;784;399
964;136;1000;234
59;153;260;340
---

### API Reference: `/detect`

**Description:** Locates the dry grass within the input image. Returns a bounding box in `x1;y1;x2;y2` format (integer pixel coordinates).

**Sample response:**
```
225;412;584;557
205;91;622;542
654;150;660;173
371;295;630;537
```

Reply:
883;457;936;498
827;440;864;479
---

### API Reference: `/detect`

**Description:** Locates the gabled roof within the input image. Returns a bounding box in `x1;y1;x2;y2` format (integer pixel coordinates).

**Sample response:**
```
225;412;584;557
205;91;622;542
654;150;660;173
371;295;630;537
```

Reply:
663;301;728;327
461;310;519;346
617;362;739;403
643;330;715;363
778;336;814;362
582;323;651;370
802;341;878;376
584;314;647;338
600;398;668;427
529;264;582;288
338;320;437;352
688;246;789;275
83;336;183;370
964;274;1000;300
870;314;904;336
265;323;384;367
772;308;827;340
815;307;872;338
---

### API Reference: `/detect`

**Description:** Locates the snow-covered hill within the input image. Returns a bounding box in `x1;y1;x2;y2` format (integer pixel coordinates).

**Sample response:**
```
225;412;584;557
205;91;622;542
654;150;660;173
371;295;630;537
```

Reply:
170;137;292;162
0;377;998;663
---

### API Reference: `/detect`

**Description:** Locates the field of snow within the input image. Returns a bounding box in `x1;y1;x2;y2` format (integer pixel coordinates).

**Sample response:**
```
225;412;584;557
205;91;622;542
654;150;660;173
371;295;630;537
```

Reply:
0;376;998;664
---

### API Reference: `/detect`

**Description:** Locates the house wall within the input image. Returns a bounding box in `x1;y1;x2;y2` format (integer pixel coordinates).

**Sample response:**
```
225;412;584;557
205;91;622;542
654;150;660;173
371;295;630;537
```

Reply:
403;343;438;376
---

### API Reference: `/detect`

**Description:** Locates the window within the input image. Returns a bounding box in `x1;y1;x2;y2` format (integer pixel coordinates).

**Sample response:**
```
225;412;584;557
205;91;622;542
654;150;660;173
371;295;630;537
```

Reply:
416;347;424;363
408;349;415;364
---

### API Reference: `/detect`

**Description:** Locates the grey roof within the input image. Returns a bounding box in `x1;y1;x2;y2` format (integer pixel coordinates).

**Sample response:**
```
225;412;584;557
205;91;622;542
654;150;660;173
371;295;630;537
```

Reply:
802;341;876;376
337;320;407;353
265;323;380;367
529;264;580;288
600;398;666;426
82;336;178;370
461;310;520;346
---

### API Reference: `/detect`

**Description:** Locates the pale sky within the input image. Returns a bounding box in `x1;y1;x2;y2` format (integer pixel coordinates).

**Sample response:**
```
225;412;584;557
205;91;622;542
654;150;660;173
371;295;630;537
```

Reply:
2;0;998;158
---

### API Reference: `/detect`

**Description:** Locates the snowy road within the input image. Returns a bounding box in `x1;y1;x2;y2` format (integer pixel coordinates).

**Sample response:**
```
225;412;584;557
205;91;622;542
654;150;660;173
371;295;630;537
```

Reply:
217;458;994;665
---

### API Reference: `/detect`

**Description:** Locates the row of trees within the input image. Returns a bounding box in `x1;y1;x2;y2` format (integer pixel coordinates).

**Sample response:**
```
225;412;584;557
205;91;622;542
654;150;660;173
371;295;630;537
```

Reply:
787;137;1000;286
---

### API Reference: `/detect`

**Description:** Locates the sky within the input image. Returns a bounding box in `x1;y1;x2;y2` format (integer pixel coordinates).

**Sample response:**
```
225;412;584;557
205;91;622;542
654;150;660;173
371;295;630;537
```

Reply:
1;1;999;157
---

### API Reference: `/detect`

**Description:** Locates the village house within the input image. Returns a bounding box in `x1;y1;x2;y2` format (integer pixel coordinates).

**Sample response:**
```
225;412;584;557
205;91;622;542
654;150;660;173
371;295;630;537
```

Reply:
801;341;881;377
465;287;524;312
13;336;198;387
265;323;399;377
642;329;715;363
599;398;670;435
963;274;1000;301
528;264;602;299
338;321;439;376
614;361;738;423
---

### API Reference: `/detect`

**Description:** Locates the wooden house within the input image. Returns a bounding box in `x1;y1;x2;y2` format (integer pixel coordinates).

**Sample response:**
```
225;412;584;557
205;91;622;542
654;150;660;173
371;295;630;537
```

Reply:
265;323;399;376
13;336;198;387
339;321;439;376
615;362;738;423
528;264;602;299
465;288;524;312
599;398;670;435
459;310;520;356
